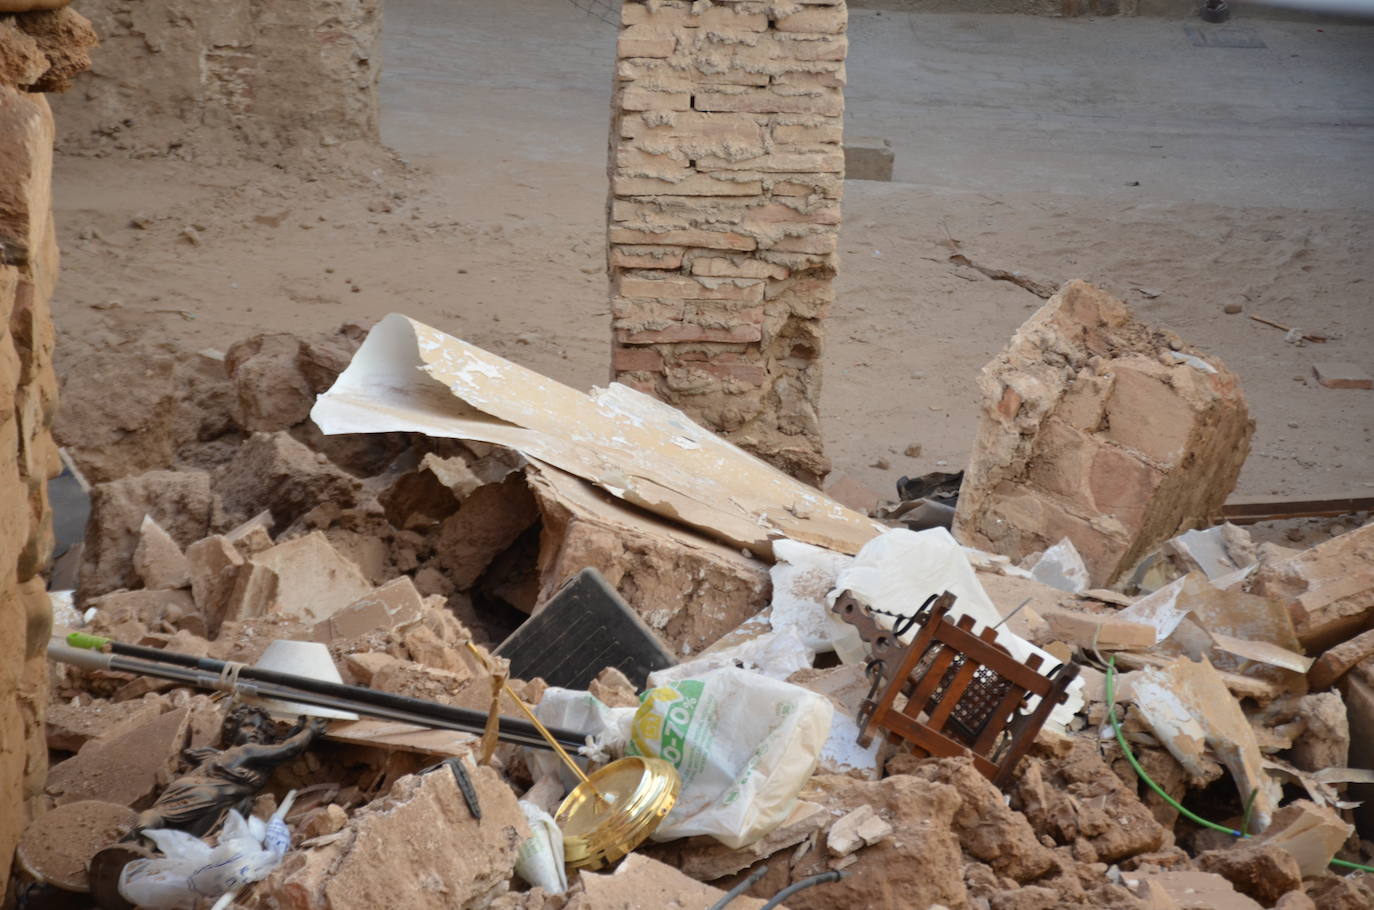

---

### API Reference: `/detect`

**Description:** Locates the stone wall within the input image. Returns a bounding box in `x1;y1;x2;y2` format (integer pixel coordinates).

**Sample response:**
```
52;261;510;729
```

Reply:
607;0;847;485
0;7;87;884
49;0;381;159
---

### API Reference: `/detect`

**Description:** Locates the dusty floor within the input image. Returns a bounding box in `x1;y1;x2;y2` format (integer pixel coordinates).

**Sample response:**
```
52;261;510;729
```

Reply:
49;1;1374;502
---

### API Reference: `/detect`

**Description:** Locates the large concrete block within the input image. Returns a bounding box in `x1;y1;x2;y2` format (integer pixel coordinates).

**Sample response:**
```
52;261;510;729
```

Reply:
954;280;1253;587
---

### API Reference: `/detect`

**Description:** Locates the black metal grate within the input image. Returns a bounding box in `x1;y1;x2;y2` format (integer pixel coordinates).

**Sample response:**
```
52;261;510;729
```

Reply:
926;651;1015;747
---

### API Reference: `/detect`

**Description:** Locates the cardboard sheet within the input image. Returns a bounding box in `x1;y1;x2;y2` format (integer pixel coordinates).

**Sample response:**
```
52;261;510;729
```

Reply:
311;314;882;556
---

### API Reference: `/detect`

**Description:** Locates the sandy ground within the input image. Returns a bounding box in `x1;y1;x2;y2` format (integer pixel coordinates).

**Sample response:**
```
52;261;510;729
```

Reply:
48;2;1374;510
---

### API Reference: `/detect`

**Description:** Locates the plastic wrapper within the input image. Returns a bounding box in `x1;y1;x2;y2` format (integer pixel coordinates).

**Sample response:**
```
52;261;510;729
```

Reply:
628;666;833;849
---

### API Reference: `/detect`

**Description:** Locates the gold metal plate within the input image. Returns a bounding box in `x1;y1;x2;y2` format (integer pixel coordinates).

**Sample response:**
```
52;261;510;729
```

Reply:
556;756;680;871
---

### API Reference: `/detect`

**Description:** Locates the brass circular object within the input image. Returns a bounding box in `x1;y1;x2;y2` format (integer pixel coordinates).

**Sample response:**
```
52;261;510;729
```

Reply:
555;756;680;871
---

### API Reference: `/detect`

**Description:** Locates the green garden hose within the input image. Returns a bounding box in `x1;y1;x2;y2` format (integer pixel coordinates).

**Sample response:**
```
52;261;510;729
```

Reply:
1103;656;1374;875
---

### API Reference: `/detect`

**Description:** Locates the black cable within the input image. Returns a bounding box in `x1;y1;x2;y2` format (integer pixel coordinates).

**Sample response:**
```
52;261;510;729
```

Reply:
760;869;850;909
707;864;770;910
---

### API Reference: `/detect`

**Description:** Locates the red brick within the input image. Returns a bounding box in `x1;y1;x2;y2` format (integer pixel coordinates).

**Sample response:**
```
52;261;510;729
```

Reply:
617;324;763;344
617;275;764;302
609;227;755;252
612;346;666;372
610;246;684;269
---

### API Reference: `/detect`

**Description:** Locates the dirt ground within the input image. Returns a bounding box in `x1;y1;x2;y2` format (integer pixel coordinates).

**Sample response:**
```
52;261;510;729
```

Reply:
47;1;1374;509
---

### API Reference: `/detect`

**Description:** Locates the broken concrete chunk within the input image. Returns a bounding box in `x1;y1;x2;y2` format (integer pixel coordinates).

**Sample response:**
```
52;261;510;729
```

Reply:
1248;521;1374;651
132;515;190;590
213;431;362;531
825;804;892;857
1197;841;1303;906
1042;607;1156;651
954;280;1253;588
572;853;769;910
529;465;769;655
224;332;318;432
44;705;191;807
432;472;539;589
224;509;274;557
256;764;528;910
907;757;1056;883
45;696;170;753
78;469;213;600
250;531;373;624
313;575;424;644
1125;870;1265;910
1252;799;1354;877
1310;626;1374;691
185;534;244;634
1010;739;1168;863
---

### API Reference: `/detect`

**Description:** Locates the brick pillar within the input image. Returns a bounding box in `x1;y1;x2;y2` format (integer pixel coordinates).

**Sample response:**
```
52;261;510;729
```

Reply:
607;0;847;485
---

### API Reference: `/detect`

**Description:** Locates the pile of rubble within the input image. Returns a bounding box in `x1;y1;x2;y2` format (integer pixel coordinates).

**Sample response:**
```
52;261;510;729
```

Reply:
15;281;1374;909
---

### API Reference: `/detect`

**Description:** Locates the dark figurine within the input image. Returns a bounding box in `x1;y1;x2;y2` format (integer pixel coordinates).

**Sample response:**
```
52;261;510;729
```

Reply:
134;705;327;836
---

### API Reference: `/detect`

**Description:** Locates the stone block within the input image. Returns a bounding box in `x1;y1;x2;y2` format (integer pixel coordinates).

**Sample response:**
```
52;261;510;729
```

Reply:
954;281;1253;587
133;515;190;590
79;470;214;601
257;766;528;910
1312;362;1372;390
431;473;540;589
529;466;769;655
45;706;191;808
250;531;374;625
1249;522;1374;651
843;136;893;181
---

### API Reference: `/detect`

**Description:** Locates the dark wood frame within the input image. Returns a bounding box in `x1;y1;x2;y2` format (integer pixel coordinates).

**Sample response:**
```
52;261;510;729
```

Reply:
835;590;1079;789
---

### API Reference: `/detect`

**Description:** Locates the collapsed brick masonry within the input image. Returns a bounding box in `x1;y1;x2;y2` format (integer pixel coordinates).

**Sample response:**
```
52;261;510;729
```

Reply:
0;5;96;884
607;0;848;484
954;280;1255;588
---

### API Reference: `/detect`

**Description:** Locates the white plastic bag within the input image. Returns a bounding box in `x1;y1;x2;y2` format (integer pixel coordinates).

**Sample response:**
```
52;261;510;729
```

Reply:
627;666;833;849
831;527;1083;728
514;800;568;895
529;688;636;787
120;794;296;910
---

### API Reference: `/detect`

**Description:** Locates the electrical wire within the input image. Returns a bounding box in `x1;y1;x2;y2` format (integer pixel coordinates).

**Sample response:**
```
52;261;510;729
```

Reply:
1104;656;1374;875
707;864;770;910
759;869;849;909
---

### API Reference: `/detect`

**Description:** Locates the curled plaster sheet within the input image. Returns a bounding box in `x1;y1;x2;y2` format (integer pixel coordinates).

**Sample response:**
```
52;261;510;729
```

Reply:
311;314;883;557
1130;656;1282;831
1262;759;1374;811
769;538;855;652
829;527;1084;729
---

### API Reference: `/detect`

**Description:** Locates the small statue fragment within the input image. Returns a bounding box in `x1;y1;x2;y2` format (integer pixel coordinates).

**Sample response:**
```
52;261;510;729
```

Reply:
135;705;326;836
